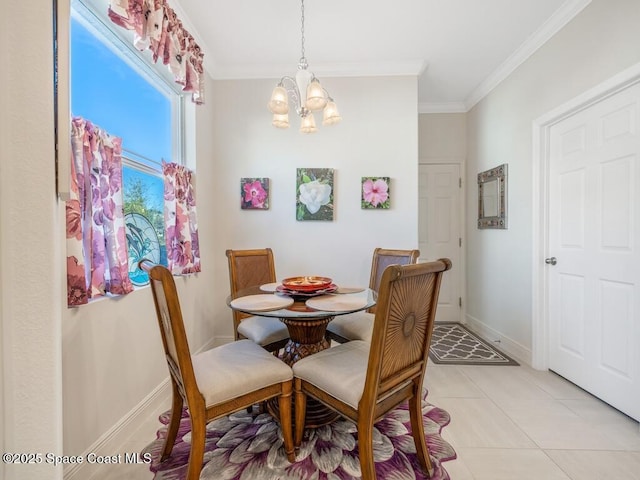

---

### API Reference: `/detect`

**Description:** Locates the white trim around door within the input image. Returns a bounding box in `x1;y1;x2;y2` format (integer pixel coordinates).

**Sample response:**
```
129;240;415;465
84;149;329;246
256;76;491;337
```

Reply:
532;62;640;371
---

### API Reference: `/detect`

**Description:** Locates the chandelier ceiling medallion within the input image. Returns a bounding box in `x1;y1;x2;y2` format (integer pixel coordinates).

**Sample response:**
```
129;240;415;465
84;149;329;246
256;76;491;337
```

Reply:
268;0;341;133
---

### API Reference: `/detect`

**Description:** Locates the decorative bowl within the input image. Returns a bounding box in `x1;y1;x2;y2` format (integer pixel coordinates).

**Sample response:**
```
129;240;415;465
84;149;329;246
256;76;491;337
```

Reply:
281;276;333;292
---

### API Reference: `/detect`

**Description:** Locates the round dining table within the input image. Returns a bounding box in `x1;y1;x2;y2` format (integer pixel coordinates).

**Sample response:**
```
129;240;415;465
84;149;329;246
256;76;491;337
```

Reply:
227;284;377;427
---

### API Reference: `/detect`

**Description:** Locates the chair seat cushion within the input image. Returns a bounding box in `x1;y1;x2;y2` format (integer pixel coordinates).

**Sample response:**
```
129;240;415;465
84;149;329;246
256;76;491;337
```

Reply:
292;340;369;409
326;311;374;342
192;339;292;407
237;315;290;346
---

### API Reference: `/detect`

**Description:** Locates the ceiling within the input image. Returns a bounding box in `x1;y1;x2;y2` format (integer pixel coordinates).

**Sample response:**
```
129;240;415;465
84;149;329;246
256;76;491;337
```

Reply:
174;0;590;112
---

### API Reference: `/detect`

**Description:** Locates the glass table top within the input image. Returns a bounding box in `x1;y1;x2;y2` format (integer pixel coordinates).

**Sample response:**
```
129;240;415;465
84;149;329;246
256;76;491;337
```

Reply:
227;285;377;319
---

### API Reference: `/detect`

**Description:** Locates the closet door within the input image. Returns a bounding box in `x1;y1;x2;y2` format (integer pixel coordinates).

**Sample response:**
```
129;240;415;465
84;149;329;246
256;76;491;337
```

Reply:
547;82;640;421
419;164;462;322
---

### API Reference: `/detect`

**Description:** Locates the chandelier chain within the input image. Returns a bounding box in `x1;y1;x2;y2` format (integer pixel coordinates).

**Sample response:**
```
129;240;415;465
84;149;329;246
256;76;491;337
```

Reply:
300;0;306;64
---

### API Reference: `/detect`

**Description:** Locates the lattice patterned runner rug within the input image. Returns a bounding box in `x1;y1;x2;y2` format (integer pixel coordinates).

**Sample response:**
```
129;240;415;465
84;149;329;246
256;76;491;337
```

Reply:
429;322;519;365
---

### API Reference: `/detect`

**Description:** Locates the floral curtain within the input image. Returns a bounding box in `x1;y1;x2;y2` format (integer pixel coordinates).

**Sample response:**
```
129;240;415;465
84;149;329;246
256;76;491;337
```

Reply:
66;118;134;307
108;0;205;105
163;161;201;274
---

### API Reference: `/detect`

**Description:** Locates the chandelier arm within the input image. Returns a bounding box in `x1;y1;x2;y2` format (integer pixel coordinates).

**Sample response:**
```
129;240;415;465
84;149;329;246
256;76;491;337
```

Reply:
279;76;307;117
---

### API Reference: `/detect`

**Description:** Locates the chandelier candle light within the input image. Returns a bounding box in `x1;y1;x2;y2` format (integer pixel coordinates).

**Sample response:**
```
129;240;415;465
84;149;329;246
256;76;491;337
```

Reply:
268;0;341;133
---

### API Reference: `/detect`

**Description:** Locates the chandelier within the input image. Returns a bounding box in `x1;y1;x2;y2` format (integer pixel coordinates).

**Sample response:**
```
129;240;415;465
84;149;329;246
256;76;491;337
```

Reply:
267;0;341;133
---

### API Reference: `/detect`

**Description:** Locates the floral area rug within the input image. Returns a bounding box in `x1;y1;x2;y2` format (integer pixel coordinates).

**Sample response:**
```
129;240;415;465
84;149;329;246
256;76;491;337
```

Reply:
142;390;456;480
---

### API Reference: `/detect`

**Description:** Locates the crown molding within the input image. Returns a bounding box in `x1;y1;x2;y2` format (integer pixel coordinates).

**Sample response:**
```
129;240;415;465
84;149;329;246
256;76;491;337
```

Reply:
208;60;427;80
464;0;592;111
419;102;467;114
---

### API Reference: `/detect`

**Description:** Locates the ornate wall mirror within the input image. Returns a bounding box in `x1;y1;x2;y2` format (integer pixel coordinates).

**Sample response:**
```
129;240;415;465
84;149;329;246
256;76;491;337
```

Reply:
477;164;507;229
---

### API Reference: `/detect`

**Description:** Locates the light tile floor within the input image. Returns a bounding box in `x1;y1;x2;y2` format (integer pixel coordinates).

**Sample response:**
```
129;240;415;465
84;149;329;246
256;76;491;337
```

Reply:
90;363;640;479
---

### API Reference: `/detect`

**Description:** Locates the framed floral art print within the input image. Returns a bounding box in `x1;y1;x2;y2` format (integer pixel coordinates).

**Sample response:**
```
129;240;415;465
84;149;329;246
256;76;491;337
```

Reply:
361;176;390;209
296;168;334;221
241;177;270;210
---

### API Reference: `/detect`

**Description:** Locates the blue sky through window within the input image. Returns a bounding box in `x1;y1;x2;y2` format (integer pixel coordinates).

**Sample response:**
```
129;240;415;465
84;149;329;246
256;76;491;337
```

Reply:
70;17;172;163
71;14;172;274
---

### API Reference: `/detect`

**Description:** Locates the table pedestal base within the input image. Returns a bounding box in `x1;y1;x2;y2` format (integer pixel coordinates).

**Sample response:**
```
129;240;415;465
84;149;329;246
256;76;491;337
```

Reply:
267;397;340;430
280;315;333;364
277;315;339;428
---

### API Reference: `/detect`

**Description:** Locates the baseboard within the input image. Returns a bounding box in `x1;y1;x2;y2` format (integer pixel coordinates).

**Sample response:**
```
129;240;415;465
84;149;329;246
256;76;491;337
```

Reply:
64;379;171;480
64;337;219;480
213;334;234;347
463;315;532;366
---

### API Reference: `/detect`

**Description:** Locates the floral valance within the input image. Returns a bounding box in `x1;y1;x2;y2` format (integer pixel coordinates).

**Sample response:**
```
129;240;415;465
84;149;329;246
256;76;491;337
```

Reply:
108;0;205;104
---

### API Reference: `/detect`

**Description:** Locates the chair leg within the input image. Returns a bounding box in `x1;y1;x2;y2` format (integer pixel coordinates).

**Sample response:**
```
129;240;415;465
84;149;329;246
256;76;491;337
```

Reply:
161;384;184;460
185;408;206;480
357;419;376;480
293;378;307;447
409;393;434;477
278;381;296;463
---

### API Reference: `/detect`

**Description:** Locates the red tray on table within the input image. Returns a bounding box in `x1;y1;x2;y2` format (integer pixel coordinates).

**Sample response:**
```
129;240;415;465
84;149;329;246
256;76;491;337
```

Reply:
277;276;337;298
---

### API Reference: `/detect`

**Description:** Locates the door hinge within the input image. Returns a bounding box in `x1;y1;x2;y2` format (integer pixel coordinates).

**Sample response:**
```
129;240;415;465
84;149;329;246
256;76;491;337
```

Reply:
458;297;462;308
459;237;462;247
459;177;462;188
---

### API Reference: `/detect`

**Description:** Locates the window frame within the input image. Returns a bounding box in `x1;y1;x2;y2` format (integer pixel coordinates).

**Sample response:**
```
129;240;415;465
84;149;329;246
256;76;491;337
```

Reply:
56;0;195;201
70;0;187;168
67;0;191;284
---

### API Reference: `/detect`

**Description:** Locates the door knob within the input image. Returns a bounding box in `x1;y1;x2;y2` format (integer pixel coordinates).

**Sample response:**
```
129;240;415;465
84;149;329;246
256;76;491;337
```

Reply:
545;257;557;266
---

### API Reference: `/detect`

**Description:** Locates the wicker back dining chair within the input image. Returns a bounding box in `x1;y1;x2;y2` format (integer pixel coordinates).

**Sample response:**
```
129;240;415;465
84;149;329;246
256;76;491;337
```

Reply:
225;248;290;353
293;259;451;480
326;247;420;343
139;260;295;480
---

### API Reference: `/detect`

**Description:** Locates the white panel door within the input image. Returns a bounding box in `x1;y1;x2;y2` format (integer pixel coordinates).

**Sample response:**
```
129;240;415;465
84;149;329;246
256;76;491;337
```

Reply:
548;82;640;421
418;164;461;322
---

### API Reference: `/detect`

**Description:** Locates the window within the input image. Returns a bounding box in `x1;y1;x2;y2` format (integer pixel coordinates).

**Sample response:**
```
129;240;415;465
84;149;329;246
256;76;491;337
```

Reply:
70;0;186;284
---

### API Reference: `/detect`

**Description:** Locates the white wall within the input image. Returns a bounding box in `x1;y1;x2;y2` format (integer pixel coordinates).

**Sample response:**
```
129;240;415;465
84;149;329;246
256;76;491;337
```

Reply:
465;0;640;362
0;0;7;468
210;76;420;341
1;1;64;479
419;113;466;163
